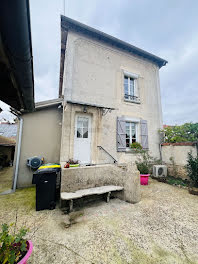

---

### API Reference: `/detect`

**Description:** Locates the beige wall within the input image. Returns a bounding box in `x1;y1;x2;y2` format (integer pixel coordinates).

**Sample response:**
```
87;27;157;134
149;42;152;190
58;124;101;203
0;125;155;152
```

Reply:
60;31;163;164
162;145;197;166
16;106;62;187
161;144;197;179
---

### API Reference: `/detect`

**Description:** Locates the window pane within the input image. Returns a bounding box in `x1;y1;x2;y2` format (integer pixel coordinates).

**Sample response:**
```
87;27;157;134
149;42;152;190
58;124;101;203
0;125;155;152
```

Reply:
83;119;88;129
126;137;130;147
77;128;83;138
83;127;88;138
124;76;128;97
129;78;134;96
77;119;83;129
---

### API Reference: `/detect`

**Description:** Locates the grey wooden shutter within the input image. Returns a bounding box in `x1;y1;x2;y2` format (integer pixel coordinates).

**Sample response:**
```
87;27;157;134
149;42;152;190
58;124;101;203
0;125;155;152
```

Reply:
117;117;126;152
140;120;149;149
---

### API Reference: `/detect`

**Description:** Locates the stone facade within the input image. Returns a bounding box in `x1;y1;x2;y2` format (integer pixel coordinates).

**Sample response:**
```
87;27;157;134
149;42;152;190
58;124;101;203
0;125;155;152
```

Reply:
60;30;164;165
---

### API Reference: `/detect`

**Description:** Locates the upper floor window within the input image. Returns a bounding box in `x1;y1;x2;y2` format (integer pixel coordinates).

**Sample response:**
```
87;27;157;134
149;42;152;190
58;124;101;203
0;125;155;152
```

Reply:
123;71;140;103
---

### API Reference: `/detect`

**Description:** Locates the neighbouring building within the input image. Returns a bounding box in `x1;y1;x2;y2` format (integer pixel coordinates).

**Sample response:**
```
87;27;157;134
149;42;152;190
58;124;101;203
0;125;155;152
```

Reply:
0;135;15;166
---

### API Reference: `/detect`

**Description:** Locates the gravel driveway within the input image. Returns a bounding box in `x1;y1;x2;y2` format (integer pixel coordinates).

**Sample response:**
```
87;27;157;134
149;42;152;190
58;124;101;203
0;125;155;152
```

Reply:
0;179;198;264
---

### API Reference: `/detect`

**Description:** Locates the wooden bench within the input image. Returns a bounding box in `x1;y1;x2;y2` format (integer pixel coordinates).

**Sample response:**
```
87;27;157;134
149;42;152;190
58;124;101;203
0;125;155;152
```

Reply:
61;185;124;212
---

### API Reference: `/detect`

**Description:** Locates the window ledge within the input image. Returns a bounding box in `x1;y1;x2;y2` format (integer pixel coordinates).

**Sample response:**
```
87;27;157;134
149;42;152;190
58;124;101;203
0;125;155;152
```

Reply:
125;148;140;154
124;98;140;104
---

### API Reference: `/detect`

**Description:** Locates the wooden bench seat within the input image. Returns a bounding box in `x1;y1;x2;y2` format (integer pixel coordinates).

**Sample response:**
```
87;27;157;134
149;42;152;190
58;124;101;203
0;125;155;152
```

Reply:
61;185;124;211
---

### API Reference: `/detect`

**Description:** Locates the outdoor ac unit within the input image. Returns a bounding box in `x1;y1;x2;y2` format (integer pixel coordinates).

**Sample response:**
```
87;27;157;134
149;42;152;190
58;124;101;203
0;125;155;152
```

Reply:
153;165;167;177
27;156;43;169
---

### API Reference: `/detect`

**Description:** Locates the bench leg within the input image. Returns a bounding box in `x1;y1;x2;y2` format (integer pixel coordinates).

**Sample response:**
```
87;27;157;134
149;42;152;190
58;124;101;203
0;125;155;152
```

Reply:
69;200;73;212
107;192;111;203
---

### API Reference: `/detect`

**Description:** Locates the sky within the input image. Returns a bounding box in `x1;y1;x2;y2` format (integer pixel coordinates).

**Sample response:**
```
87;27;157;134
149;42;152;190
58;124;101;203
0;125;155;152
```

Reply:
1;0;198;125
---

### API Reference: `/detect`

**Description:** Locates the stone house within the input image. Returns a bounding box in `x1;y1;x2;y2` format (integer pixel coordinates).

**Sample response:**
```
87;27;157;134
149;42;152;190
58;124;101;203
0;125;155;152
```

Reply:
59;16;167;166
14;16;167;188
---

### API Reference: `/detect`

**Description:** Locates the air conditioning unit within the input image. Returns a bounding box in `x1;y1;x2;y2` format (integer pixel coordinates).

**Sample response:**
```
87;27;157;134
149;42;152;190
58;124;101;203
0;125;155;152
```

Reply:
27;156;43;169
153;165;167;177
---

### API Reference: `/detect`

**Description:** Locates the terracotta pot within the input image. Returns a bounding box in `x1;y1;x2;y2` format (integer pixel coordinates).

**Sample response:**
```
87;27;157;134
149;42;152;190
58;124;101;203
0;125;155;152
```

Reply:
18;240;33;264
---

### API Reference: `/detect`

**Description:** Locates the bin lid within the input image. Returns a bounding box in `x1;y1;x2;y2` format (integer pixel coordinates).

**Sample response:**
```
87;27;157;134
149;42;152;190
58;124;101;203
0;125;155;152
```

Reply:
33;163;61;175
38;163;61;170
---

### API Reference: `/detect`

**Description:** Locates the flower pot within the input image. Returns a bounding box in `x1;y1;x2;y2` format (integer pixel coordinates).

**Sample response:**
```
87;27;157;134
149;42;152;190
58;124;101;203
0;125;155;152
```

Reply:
69;164;79;168
18;240;33;264
140;174;150;185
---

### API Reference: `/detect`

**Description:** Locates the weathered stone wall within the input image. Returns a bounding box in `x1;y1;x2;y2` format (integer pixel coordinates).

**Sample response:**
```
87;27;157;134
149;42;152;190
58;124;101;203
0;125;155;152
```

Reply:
61;163;141;204
60;30;163;164
161;143;197;180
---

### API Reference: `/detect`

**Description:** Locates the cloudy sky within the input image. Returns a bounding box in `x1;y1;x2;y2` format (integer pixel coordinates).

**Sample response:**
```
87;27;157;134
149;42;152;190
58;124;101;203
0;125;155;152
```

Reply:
1;0;198;125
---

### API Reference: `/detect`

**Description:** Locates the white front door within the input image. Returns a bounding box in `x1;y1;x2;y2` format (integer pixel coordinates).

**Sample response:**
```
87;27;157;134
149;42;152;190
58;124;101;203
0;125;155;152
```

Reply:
74;114;91;164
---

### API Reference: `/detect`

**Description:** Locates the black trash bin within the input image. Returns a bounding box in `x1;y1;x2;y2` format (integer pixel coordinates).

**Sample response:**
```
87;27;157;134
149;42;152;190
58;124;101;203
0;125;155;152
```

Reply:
32;164;61;211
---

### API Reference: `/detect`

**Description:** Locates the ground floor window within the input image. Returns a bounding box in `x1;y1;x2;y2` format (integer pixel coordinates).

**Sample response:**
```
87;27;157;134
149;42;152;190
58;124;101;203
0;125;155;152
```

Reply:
125;122;137;147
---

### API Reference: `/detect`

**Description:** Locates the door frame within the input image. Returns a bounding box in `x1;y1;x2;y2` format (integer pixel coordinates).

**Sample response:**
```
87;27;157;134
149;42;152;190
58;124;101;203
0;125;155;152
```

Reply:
74;113;92;164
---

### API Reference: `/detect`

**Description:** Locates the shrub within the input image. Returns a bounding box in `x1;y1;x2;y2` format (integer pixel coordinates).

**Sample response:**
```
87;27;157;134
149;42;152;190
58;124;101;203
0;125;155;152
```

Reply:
130;142;142;150
0;223;28;264
186;152;198;187
160;123;198;143
136;162;149;174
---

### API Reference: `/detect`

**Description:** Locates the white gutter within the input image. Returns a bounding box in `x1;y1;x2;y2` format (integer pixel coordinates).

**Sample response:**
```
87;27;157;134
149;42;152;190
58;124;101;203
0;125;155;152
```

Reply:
12;115;23;191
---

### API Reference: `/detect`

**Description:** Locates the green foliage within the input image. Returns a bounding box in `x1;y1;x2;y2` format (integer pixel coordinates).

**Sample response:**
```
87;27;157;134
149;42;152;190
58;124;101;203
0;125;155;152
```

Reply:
0;223;28;264
130;142;143;150
136;162;149;174
135;150;162;174
160;123;198;143
186;152;198;187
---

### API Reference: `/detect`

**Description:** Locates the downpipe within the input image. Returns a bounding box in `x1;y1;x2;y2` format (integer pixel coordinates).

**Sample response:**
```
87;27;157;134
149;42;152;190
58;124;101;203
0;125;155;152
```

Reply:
12;115;23;192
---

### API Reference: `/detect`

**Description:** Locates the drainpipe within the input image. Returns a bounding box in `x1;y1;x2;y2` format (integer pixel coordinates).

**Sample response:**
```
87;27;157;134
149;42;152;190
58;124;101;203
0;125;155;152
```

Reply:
12;115;23;192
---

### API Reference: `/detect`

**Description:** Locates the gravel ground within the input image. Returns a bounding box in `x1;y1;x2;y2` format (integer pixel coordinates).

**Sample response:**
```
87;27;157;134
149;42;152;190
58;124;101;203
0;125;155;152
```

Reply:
0;179;198;264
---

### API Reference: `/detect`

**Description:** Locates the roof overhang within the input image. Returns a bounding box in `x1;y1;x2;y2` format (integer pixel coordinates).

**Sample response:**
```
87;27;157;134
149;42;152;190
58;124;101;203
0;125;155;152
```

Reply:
67;100;117;115
0;0;35;112
61;16;168;69
35;98;63;111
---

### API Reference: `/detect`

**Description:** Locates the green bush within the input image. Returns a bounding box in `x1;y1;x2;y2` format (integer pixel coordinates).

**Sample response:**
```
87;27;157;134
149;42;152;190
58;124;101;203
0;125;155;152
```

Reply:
0;223;28;264
130;142;143;150
136;162;149;174
186;152;198;187
160;123;198;143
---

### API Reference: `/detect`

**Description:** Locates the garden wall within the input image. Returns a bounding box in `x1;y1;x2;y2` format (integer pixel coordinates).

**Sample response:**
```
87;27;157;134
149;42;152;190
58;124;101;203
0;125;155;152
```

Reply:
161;142;197;180
61;163;141;204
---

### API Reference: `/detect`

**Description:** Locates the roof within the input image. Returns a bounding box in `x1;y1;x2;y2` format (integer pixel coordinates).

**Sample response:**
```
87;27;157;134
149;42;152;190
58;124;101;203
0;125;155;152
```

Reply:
0;0;35;112
35;98;63;110
0;123;17;138
0;135;16;146
61;16;168;66
59;16;168;97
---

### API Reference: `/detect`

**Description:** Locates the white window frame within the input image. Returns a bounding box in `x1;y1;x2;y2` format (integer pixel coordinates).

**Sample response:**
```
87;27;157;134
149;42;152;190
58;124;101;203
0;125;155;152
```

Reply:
123;71;140;103
125;121;139;148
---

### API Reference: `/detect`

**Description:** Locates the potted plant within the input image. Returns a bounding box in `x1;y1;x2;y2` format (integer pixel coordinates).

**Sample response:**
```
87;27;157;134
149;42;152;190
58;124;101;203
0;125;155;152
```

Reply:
0;223;33;264
136;161;150;185
130;142;143;150
64;159;79;168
